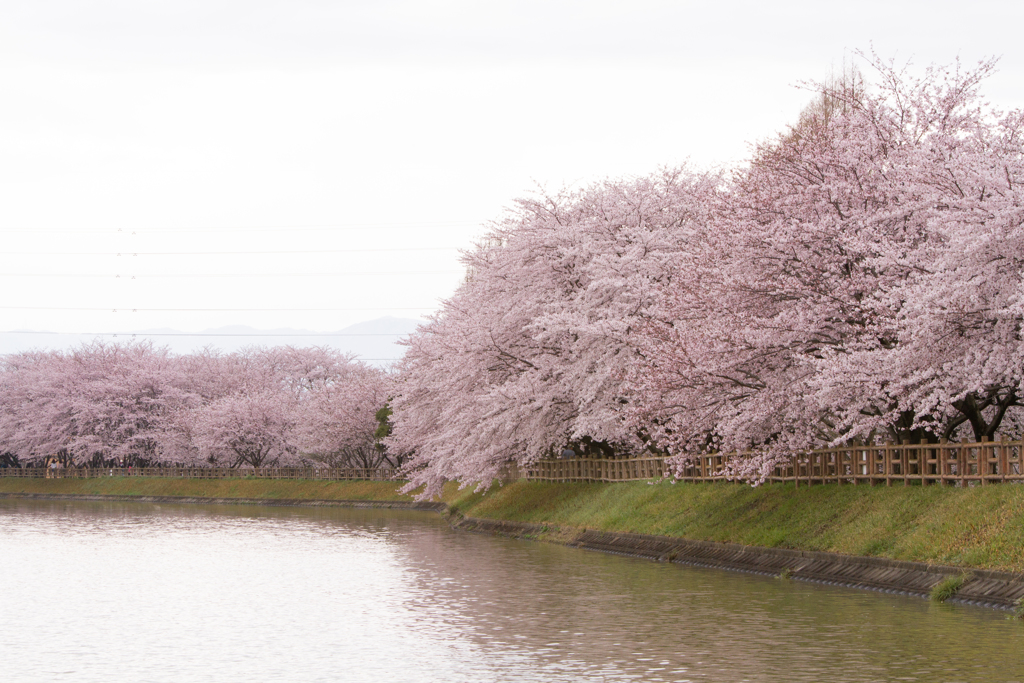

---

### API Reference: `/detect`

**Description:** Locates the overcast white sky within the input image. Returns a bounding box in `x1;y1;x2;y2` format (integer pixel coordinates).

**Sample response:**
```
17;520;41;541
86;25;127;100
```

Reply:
2;0;1024;351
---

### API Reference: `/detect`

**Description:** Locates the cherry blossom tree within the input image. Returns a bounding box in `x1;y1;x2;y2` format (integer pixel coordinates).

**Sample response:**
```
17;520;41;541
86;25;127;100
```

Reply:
297;364;393;468
187;346;391;468
0;342;392;469
389;169;716;495
0;342;194;465
629;53;1024;482
191;390;300;467
6;50;1022;491
813;77;1024;444
0;350;68;463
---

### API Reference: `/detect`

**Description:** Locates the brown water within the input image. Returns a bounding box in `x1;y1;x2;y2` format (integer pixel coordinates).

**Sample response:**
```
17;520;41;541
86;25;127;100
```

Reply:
0;499;1021;682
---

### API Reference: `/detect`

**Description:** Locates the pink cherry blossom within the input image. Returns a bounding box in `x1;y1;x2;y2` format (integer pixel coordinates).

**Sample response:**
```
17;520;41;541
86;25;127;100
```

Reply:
0;343;391;468
388;169;717;495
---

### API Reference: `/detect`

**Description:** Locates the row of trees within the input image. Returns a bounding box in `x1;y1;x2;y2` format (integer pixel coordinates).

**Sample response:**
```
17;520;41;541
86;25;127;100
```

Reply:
389;53;1024;494
0;342;395;469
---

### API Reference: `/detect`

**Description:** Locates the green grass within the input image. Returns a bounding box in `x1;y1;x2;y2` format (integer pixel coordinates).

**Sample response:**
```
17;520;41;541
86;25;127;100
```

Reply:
930;573;972;602
6;476;1024;573
0;476;416;501
443;480;1024;573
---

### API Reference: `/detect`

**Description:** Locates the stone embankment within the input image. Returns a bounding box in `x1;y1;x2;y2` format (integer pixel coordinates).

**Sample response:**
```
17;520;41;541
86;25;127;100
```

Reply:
452;515;1024;611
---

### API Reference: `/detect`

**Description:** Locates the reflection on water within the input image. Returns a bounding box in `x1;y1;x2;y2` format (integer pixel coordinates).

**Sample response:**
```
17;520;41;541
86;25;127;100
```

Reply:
0;499;1022;682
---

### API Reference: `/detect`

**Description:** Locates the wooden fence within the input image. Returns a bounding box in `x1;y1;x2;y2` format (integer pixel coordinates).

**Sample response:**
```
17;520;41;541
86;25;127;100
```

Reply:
521;437;1024;486
0;466;400;481
3;437;1022;486
521;457;665;482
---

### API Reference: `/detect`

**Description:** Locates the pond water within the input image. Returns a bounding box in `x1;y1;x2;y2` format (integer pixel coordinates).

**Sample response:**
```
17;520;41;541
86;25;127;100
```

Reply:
1;499;1022;682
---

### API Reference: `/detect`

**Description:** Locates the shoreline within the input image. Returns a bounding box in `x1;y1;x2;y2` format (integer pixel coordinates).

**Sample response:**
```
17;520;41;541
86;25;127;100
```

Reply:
451;514;1024;611
0;491;444;511
4;487;1023;612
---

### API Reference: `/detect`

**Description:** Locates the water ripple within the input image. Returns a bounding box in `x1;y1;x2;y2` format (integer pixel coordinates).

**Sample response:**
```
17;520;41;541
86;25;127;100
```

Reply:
1;499;1022;683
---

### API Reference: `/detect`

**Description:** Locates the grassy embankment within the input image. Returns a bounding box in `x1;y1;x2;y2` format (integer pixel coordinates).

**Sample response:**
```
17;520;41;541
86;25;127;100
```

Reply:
3;476;1024;573
0;476;411;501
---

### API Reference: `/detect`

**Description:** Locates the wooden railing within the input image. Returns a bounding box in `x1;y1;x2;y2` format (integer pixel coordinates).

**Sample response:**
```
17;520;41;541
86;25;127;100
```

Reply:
758;439;1024;486
523;457;665;482
520;438;1024;486
4;438;1022;486
0;466;400;481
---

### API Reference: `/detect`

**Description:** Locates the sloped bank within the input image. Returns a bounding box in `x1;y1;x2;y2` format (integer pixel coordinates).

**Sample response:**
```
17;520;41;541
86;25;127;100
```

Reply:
0;491;444;511
450;515;1024;610
3;477;1024;611
443;479;1024;611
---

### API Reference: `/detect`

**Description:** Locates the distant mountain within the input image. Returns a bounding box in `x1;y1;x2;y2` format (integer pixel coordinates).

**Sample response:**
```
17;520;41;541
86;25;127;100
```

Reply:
0;317;424;367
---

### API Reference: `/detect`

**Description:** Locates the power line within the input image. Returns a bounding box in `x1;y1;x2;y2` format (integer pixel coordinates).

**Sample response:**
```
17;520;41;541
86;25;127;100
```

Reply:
0;307;436;312
0;268;460;276
0;223;483;236
0;331;410;337
0;221;483;235
4;247;462;256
